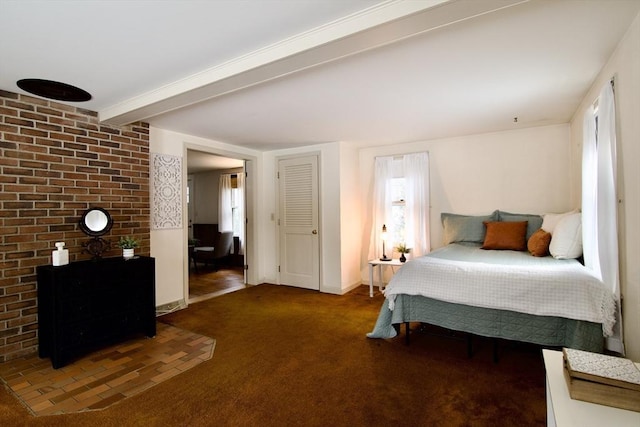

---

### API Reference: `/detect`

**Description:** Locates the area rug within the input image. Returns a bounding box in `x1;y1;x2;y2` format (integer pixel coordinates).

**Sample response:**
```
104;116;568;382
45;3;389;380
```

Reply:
0;323;215;416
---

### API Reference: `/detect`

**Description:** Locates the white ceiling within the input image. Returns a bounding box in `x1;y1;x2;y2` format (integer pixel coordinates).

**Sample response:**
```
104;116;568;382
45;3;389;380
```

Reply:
187;151;243;174
2;0;639;152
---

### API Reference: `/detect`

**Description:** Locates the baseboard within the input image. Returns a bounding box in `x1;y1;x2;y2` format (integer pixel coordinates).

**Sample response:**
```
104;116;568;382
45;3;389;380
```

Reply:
339;280;364;295
156;299;187;316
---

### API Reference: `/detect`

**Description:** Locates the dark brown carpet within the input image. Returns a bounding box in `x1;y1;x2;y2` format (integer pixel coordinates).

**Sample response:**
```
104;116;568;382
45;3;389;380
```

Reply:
0;284;546;426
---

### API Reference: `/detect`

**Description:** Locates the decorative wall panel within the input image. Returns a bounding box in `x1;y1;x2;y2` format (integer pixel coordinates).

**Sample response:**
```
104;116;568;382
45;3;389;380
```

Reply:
151;153;183;229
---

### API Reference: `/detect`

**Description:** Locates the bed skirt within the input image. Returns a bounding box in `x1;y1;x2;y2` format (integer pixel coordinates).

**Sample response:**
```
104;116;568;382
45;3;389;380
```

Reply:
367;295;604;353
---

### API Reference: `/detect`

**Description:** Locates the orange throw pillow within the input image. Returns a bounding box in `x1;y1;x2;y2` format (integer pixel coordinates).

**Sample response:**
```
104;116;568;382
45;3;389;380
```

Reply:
481;221;528;251
528;228;552;257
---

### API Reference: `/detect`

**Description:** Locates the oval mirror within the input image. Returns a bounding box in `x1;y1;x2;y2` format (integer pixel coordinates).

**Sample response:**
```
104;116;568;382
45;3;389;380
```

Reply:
79;207;113;237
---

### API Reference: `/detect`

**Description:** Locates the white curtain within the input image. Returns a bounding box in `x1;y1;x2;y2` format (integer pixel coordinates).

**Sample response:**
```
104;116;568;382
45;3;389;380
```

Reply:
368;156;393;260
235;172;245;254
582;81;623;354
404;152;430;257
218;174;233;232
368;153;430;260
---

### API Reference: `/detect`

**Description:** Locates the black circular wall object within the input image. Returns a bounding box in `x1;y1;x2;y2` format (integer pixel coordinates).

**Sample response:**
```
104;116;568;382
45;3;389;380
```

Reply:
16;78;92;102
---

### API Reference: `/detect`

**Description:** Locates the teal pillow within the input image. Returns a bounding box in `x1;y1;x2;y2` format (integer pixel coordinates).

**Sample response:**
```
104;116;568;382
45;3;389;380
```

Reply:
497;211;543;241
441;211;498;244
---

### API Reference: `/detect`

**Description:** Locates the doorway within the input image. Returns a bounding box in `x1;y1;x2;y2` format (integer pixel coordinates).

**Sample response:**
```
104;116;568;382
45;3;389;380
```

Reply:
187;150;247;303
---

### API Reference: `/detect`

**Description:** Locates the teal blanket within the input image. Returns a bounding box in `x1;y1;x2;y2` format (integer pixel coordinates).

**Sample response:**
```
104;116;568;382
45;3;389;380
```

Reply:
367;288;604;353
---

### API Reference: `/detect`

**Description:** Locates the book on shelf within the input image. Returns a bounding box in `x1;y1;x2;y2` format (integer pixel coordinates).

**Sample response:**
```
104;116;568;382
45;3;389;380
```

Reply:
562;347;640;412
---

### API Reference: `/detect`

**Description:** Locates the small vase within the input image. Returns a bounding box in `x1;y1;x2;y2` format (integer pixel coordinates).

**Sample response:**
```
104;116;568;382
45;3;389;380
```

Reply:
123;248;134;258
400;253;406;263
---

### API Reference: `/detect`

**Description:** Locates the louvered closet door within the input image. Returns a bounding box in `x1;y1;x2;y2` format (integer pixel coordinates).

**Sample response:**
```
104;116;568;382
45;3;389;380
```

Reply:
278;155;319;290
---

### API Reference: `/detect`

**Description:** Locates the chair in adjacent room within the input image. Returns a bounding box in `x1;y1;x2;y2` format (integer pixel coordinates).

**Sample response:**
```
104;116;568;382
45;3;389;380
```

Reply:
193;231;233;271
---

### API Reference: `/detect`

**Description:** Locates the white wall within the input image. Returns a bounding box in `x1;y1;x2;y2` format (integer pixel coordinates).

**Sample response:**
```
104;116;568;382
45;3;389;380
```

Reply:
149;127;263;307
339;142;363;291
359;124;573;278
149;127;186;307
192;170;219;224
570;11;640;360
191;167;243;225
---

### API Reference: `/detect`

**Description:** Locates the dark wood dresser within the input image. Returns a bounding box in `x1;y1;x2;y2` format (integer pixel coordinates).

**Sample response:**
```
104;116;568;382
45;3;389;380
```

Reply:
37;256;156;369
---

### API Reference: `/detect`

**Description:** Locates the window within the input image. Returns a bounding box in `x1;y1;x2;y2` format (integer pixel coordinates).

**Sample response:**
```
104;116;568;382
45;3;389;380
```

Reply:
370;152;430;259
581;80;622;353
390;177;406;246
231;185;242;237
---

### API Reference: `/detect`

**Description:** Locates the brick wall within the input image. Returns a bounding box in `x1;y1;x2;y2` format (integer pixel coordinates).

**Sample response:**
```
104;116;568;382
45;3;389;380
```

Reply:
0;90;150;362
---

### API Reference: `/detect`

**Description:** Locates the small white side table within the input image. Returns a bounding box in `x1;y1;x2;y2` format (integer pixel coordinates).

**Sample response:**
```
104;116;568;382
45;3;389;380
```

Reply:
368;258;403;297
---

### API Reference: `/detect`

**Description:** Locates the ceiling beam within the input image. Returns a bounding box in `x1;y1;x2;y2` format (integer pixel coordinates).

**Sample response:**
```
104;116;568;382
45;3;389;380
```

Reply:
100;0;527;126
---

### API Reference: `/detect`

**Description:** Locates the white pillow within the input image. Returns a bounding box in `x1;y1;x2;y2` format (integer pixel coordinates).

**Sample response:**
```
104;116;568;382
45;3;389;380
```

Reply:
542;210;578;234
549;213;582;259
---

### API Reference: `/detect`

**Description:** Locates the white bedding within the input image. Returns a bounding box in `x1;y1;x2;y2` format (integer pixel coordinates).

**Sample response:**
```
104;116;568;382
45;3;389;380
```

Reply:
384;244;616;335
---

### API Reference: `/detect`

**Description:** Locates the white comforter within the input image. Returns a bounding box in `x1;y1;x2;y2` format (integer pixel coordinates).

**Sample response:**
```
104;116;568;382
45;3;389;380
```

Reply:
384;244;616;335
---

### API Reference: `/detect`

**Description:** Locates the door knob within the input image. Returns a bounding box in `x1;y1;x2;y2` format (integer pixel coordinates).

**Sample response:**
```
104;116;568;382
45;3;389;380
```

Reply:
312;229;318;234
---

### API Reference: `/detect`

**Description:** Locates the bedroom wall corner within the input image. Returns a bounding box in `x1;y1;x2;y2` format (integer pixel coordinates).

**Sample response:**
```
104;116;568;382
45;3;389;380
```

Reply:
339;142;363;293
569;11;640;361
571;14;640;362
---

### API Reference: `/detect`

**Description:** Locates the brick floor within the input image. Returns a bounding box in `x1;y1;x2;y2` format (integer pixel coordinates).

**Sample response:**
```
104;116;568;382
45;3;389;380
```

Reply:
0;323;215;416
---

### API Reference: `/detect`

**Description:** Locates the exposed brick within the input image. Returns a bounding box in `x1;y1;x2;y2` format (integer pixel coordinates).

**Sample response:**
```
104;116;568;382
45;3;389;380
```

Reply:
63;141;88;150
3;167;34;176
76;151;99;160
18;94;48;106
100;140;120;149
0;90;18;99
7;331;36;344
20;128;48;138
20;111;48;122
19;160;48;170
18;143;47;154
63;127;87;136
5;284;36;295
0;192;18;201
76;136;99;145
49;132;75;142
0;90;150;361
49;116;75;127
36;106;64;117
6;100;35;111
19;177;48;185
34;153;63;163
36;122;62;132
0;140;18;150
49;147;76;157
6;299;36;311
76;121;99;131
0;107;18;117
4;133;34;144
5;117;34;127
3;201;34;210
0;156;19;166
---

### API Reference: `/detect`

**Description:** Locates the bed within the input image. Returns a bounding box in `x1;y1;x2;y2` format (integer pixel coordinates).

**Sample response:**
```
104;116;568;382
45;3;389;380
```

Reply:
366;210;616;354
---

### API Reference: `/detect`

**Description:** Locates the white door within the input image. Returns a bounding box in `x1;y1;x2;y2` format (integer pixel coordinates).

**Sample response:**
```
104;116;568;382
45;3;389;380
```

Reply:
278;155;319;290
